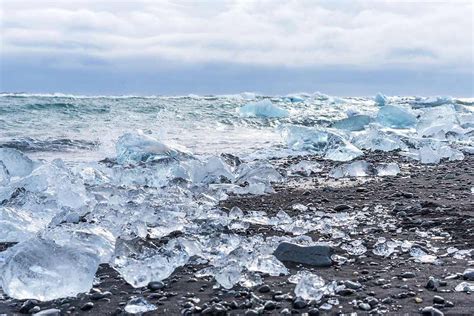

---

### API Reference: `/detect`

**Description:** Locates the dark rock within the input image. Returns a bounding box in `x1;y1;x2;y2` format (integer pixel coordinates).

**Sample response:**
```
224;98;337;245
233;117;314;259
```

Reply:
80;302;94;311
201;303;226;316
433;296;445;304
32;308;61;316
19;300;37;314
421;306;444;316
426;277;440;291
344;280;362;289
273;242;333;267
359;302;371;311
336;288;355;296
399;272;416;279
264;300;276;310
463;268;474;281
258;284;271;293
147;281;165;291
334;204;351;211
308;308;320;316
244;309;259;316
292;297;307;309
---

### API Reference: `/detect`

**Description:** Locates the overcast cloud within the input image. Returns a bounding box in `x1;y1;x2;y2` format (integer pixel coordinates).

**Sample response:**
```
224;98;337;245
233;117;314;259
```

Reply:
1;0;473;95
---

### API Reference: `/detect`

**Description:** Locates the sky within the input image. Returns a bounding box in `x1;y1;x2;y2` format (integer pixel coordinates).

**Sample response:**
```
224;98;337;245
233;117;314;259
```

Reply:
1;0;473;96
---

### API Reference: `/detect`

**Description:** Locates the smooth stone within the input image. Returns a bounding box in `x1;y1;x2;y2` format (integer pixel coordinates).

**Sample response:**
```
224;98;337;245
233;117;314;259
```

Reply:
421;306;444;316
32;309;61;316
273;242;333;267
463;268;474;281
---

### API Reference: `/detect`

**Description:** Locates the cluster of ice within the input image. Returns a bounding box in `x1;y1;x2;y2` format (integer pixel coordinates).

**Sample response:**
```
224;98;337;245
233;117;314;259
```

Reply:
238;99;289;118
329;161;400;178
282;125;362;161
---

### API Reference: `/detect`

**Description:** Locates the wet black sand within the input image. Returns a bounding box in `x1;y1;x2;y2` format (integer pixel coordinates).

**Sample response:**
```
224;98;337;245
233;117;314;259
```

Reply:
1;152;473;315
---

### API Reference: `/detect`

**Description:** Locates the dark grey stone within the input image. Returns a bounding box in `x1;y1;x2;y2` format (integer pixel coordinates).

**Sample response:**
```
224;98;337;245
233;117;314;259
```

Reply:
273;242;333;267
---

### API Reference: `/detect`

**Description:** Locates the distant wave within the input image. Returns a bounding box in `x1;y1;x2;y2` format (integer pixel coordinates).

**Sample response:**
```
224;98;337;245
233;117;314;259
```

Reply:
0;138;99;152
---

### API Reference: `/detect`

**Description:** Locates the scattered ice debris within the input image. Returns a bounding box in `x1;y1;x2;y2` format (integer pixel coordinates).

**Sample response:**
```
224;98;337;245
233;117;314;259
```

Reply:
376;105;417;128
291;203;308;212
0;148;36;178
341;240;367;256
372;237;397;257
288;160;322;176
238;99;289;118
410;246;437;263
116;130;190;165
124;297;157;314
374;93;388;106
411;96;453;108
0;238;100;300
282;125;362;161
329;161;400;178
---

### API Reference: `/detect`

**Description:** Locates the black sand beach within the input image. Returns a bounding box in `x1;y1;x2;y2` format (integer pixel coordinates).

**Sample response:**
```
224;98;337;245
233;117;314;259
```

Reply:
1;152;473;315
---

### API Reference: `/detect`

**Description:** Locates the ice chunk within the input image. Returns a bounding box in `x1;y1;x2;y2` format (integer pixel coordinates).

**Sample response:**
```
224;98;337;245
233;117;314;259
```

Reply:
0;238;99;300
235;160;283;193
409;246;437;263
112;237;190;287
184;156;234;184
124;297;157;314
332;115;372;131
238;99;289;118
411;96;453;108
374;93;388;106
352;126;406;152
415;141;464;164
329;161;375;178
214;261;242;289
289;161;322;176
376;163;400;176
372;237;397;257
416;105;460;138
376;105;417;128
116;130;190;165
0;148;35;178
247;255;289;276
294;271;325;301
283;125;362;161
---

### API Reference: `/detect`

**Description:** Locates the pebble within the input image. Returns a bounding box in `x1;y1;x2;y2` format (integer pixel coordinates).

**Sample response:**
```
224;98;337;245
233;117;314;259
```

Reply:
273;242;333;267
308;308;320;316
433;295;445;304
399;272;416;279
334;204;351;211
292;297;307;309
32;308;61;316
359;302;371;311
421;306;444;316
415;297;423;303
463;268;474;281
257;285;271;293
147;281;165;291
19;300;37;313
80;302;94;311
264;300;276;310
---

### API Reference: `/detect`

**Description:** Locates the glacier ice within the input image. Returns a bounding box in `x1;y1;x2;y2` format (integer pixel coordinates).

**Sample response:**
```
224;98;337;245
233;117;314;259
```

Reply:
0;148;36;178
124;297;157;314
294;271;325;301
238;99;289;118
0;238;100;300
116;130;190;165
411;96;453;108
289;161;322;176
283;125;362;161
332;115;373;131
376;105;417;128
0;162;10;186
374;93;388;106
329;161;401;178
376;162;400;176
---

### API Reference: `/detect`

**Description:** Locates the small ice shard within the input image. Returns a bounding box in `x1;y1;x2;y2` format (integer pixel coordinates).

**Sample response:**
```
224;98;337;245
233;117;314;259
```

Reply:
454;282;474;292
239;272;263;288
329;161;375;178
124;297;157;314
0;148;36;178
292;203;308;212
372;237;397;257
0;238;100;300
376;163;400;176
116;130;190;164
376;105;417;128
247;255;289;276
332;115;373;131
294;271;325;301
214;261;242;289
341;240;367;256
283;125;362;161
374;93;388;106
238;99;289;118
235;160;283;193
409;246;437;263
112;237;190;287
289;161;322;176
